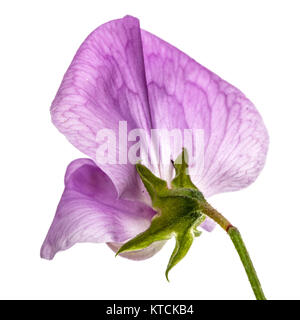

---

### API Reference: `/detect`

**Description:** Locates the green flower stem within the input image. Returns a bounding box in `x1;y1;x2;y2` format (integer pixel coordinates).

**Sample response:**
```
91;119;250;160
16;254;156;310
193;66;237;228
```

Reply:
201;202;266;300
200;202;232;231
122;153;266;299
228;226;266;300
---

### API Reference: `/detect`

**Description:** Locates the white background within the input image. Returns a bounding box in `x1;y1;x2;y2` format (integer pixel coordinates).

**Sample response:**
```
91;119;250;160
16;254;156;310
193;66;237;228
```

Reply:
0;0;299;300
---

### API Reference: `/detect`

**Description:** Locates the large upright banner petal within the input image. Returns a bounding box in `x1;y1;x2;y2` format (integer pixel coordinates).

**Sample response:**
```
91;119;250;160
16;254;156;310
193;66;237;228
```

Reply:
141;30;269;197
51;16;152;200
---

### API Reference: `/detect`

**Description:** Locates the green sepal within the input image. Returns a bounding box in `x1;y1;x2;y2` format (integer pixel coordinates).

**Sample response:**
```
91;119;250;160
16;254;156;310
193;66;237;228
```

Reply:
171;148;198;190
116;150;207;280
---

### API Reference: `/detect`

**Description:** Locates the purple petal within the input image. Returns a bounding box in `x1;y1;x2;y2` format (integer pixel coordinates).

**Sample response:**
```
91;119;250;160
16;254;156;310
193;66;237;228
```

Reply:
107;241;166;261
200;217;216;232
141;30;269;197
51;16;152;200
41;159;158;260
51;15;268;200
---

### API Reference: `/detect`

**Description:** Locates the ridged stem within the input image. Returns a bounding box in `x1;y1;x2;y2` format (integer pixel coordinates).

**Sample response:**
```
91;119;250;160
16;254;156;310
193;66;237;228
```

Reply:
201;201;266;300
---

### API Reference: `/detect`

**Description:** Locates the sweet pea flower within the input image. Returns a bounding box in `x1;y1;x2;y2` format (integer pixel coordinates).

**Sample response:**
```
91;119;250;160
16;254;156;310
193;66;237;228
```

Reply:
41;16;268;297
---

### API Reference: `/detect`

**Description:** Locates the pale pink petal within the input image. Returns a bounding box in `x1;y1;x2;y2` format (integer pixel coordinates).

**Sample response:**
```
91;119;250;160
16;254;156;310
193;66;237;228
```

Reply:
41;159;159;260
51;16;152;200
107;241;166;261
141;30;269;197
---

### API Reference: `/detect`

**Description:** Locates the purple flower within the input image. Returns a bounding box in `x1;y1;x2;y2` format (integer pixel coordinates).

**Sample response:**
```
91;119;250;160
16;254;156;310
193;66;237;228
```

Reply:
41;16;268;260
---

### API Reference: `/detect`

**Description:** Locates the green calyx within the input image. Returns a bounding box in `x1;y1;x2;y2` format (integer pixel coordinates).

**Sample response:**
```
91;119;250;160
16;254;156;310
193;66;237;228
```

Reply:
115;150;267;299
116;149;208;280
